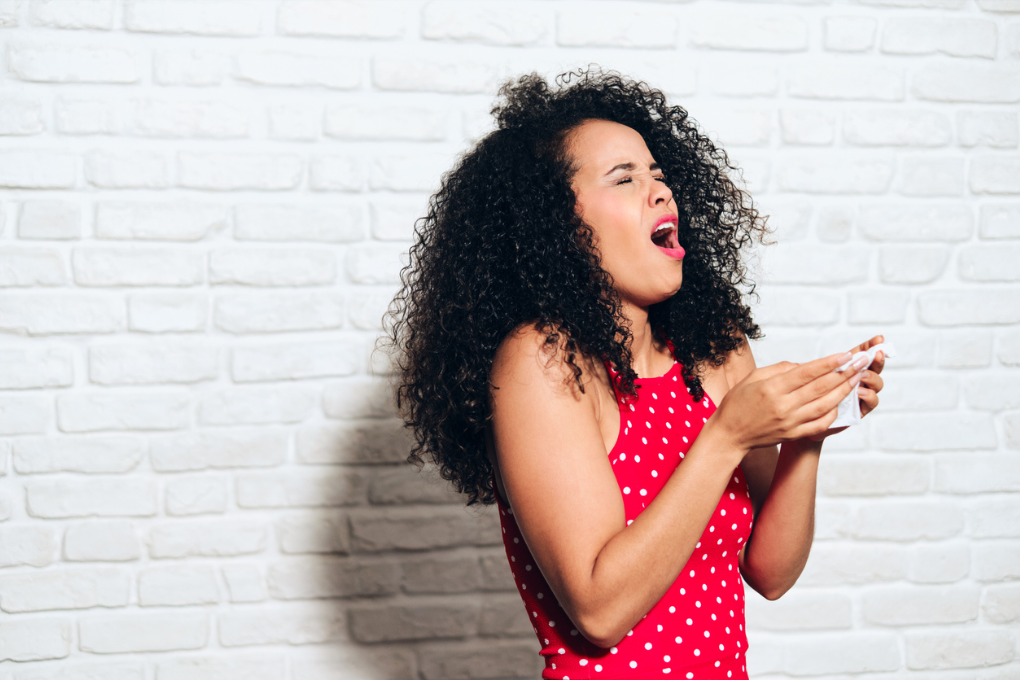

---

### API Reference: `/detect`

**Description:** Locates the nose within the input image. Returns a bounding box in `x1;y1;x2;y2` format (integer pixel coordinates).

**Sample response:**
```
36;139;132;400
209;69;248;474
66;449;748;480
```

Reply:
648;176;673;207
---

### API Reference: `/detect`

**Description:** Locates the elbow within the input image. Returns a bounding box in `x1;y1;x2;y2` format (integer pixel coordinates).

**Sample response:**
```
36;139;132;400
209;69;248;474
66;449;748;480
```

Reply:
571;609;631;650
757;584;790;601
746;574;796;602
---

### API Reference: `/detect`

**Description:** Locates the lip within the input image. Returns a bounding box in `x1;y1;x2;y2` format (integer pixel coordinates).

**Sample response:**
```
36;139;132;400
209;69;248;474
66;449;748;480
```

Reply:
651;214;685;260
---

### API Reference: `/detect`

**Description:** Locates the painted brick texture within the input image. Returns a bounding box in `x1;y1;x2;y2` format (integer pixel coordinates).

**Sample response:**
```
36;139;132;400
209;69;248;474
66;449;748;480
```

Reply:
0;0;1017;679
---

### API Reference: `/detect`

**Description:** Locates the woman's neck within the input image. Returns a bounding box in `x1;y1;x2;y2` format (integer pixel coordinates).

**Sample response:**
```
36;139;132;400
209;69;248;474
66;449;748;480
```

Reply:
621;301;672;378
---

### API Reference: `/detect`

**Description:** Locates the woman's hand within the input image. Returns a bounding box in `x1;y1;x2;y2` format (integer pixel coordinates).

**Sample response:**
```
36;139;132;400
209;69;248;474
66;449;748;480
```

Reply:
802;335;887;442
709;350;871;452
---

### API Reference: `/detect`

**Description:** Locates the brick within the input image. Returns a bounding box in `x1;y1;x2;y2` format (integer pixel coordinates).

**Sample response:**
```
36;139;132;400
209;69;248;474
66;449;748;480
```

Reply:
209;247;335;287
819;455;930;495
277;0;403;37
706;61;778;97
963;374;1019;411
979;204;1019;239
957;111;1019;148
8;660;146;678
996;330;1019;366
235;50;360;89
31;0;115;29
853;500;964;541
844;110;951;147
480;549;516;592
14;436;143;474
79;612;208;653
214;292;345;333
782;632;900;676
64;521;140;562
557;5;675;47
198;386;315;426
369;152;454;192
688;12;806;51
8;44;138;83
267;103;319;141
401;552;484;595
26;478;158;519
0;619;71;662
131;98;249;138
800;543;906;586
96;202;225;242
858;203;972;241
73;247;203;287
234;203;365;242
1000;412;1019;449
290;650;418;680
237;468;368;509
276;513;350;555
156;655;287;680
478;594;532;637
178;153;303;191
970;155;1019;194
879;246;948;284
347;285;398;330
913;63;1019;103
777;153;893;193
0;347;73;389
873;412;998;451
763;244;869;284
322;378;394;419
752;289;841;326
53;97;128;135
368;465;463;505
934;454;1018;494
128;292;207;333
0;567;129;612
0;247;67;287
0;394;49;435
862;584;979;625
882;18;998;57
0;0;18;26
823;16;876;52
0;150;76;188
906;629;1016;670
89;342;218;385
812;206;851;242
308;155;365;192
232;338;362;382
746;590;853;630
874;373;957;411
897;157;964;196
422;0;549;45
699;107;774;146
0;525;59;568
165;476;227;516
266;557;399;601
296;419;411;465
349;506;499;553
787;62;903;101
908;540;971;583
977;0;1020;9
0;96;44;135
966;495;1020;539
219;605;346;648
124;0;262;36
150;430;286;471
154;49;228;86
418;642;541;680
373;57;500;94
324;103;447;141
779;109;835;145
917;290;1018;326
349;601;478;643
221;564;267;603
981;583;1019;624
57;392;190;432
18;200;81;240
370;198;426;241
147;520;267;559
139;565;219;606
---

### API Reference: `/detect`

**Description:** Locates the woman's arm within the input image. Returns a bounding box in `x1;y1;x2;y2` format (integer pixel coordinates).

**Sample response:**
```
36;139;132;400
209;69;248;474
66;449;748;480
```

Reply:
490;327;863;647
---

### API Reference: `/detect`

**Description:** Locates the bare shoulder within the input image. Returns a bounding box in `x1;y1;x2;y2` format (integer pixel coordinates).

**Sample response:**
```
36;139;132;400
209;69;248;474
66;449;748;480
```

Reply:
720;335;757;387
491;324;605;401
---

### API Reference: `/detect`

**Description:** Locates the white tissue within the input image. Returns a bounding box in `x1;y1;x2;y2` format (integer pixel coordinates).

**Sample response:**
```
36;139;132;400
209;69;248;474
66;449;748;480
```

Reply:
830;342;895;429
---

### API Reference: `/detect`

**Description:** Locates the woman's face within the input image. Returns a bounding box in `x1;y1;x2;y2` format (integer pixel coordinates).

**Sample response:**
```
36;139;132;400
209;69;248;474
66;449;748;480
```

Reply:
568;119;684;311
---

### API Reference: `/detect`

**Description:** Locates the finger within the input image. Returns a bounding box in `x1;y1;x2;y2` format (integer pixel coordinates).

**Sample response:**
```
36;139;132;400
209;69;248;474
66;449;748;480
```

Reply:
791;368;862;425
858;369;884;393
789;353;871;404
777;352;853;393
868;350;886;374
849;335;885;354
857;387;879;416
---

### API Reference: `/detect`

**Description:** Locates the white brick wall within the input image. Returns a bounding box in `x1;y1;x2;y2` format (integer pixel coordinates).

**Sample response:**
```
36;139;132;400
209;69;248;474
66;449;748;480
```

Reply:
0;0;1017;678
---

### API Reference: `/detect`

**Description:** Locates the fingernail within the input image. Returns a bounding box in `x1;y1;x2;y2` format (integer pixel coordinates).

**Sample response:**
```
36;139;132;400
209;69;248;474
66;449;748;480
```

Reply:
853;356;871;371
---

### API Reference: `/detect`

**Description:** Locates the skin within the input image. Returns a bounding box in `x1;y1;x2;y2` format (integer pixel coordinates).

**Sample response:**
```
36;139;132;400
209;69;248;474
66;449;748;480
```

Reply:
488;119;885;648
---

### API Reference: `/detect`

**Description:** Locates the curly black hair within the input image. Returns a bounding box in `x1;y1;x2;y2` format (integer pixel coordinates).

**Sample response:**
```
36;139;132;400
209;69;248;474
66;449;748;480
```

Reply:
386;68;768;505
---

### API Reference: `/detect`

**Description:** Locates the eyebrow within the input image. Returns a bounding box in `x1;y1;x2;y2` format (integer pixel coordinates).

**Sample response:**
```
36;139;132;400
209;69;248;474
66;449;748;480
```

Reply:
603;162;661;177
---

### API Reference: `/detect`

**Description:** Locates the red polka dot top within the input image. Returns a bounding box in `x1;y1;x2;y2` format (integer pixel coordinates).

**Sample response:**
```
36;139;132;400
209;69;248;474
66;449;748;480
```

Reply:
497;359;753;680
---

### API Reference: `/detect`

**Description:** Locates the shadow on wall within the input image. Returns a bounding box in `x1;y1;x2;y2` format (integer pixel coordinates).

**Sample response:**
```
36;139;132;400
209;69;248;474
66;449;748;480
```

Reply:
298;392;540;679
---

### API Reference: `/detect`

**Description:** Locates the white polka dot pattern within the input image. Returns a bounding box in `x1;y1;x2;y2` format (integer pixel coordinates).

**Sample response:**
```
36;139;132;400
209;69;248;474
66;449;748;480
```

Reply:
497;361;752;680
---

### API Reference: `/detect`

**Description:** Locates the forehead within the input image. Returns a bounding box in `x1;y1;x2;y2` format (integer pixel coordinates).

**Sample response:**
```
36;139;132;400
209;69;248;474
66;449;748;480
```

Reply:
567;119;655;172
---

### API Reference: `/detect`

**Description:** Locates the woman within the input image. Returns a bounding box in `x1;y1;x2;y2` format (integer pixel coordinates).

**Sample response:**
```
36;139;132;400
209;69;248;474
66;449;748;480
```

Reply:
388;69;884;680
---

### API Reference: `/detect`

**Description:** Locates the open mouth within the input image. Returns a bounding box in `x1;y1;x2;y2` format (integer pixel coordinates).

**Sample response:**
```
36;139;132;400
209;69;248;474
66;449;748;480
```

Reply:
650;217;686;259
